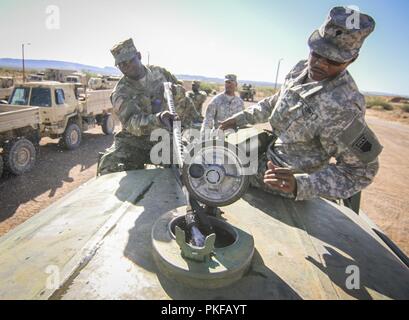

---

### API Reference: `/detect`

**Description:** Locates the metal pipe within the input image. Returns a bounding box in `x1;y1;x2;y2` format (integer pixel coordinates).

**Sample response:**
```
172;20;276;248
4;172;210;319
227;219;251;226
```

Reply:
274;58;283;91
22;43;30;83
22;44;25;83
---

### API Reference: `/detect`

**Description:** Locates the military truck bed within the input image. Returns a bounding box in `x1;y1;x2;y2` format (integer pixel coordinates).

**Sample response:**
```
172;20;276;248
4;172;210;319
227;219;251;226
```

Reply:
0;105;40;134
0;169;408;300
82;89;112;115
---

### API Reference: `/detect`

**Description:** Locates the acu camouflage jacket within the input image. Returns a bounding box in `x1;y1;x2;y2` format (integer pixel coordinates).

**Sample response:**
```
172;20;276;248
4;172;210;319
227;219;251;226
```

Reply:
111;65;180;136
234;60;382;201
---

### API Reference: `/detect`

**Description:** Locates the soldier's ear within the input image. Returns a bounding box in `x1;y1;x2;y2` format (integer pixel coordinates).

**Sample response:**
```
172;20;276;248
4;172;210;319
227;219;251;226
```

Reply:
137;51;142;61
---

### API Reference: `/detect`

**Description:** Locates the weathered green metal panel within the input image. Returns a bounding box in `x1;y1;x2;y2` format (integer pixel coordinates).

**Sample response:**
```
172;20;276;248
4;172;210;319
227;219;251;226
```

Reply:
0;169;408;300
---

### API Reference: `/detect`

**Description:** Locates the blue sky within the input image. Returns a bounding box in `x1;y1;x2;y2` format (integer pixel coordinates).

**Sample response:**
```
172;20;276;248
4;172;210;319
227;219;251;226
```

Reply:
0;0;408;95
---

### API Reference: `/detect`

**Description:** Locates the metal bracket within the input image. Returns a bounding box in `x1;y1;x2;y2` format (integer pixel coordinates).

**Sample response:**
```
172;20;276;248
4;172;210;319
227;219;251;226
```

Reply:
175;226;216;262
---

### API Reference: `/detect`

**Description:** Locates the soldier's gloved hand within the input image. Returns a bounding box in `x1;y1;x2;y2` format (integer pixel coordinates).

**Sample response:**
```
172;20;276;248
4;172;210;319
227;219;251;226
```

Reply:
263;161;297;196
158;111;180;129
219;117;237;131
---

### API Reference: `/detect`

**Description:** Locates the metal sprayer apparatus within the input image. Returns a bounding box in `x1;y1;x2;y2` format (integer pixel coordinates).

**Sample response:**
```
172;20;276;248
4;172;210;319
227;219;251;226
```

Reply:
151;83;254;289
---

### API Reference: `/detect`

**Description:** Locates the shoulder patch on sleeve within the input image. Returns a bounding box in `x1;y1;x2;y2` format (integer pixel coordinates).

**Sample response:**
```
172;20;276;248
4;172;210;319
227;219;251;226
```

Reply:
338;115;383;163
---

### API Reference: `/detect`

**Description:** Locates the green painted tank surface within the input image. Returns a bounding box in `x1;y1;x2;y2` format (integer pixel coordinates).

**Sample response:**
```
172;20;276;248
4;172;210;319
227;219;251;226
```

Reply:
0;168;408;300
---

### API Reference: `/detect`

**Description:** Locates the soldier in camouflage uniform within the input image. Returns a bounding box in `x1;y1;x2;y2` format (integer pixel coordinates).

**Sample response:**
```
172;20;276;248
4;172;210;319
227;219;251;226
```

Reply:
186;80;207;119
173;83;202;128
201;74;244;139
220;6;382;201
97;38;193;175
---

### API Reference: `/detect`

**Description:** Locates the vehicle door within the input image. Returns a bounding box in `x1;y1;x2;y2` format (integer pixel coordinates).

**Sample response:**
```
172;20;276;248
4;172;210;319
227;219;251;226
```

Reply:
52;87;75;129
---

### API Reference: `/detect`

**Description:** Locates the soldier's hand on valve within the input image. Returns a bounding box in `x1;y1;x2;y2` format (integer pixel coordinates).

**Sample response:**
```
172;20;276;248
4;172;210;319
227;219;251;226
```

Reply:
263;161;297;196
158;111;180;129
218;117;237;131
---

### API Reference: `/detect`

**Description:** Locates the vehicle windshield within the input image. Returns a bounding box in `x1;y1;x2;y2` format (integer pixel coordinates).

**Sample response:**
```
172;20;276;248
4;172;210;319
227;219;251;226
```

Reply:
9;87;30;105
30;87;52;107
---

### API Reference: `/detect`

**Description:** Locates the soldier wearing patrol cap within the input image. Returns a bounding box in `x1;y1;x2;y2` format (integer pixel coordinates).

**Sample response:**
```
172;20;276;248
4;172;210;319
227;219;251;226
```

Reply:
220;6;382;202
97;38;196;175
186;80;207;119
201;74;244;140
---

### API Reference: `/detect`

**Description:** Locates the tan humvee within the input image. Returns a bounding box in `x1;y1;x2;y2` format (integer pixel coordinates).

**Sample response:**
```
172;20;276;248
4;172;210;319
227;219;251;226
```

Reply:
0;82;114;176
88;75;120;90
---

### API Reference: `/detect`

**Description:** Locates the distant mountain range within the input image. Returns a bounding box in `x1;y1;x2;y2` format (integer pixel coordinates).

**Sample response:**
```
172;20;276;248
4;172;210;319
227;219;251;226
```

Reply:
0;58;121;76
1;58;407;97
0;58;279;87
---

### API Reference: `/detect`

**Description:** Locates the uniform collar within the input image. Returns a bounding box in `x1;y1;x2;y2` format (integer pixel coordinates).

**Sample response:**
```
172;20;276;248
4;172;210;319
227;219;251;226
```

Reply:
288;65;348;99
124;65;151;86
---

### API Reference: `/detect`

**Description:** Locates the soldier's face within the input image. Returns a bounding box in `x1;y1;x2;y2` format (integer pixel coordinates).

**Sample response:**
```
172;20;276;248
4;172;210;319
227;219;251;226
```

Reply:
308;51;352;81
192;84;199;92
225;80;236;94
117;55;143;79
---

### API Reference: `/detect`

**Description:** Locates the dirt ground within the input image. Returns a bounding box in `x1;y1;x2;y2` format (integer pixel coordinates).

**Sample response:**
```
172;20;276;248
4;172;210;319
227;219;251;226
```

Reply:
361;111;409;255
366;107;409;126
0;125;117;236
0;100;408;257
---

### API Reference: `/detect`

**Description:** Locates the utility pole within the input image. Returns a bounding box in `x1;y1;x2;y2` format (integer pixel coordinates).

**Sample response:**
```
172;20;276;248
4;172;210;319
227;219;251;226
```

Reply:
147;51;150;66
22;43;31;83
274;58;283;91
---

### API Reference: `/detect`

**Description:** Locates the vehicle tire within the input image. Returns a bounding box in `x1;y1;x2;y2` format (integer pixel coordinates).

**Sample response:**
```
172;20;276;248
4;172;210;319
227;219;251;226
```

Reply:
0;155;3;178
62;123;82;150
4;138;36;175
101;113;115;135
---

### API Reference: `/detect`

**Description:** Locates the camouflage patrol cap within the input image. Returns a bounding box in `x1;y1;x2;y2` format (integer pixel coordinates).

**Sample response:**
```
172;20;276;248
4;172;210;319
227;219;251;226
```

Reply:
192;80;201;86
111;38;138;65
308;6;375;63
225;74;237;82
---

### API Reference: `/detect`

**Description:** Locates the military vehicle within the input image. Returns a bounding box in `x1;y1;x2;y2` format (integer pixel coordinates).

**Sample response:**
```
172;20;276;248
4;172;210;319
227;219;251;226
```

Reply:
239;84;256;102
28;74;45;82
88;76;120;90
0;130;408;299
0;82;114;177
0;76;14;101
0;84;407;300
64;73;87;86
0;104;40;176
44;68;77;82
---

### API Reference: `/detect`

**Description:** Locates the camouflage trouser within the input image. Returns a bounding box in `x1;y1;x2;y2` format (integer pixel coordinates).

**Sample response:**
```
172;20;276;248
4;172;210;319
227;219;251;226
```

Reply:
97;131;157;176
248;131;295;199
